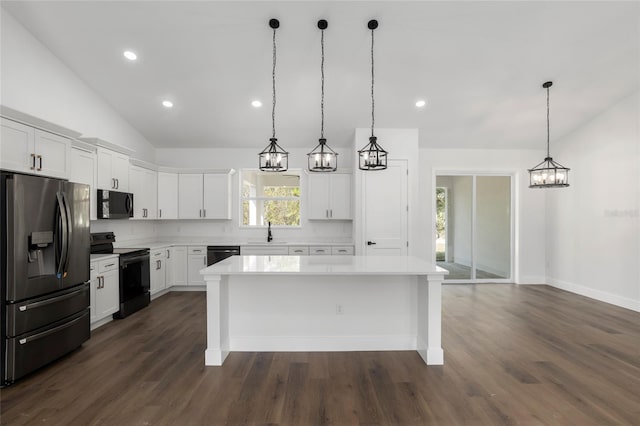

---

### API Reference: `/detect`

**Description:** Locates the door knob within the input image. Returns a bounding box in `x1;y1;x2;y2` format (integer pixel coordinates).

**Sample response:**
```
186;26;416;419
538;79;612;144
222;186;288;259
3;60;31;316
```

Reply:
367;241;377;245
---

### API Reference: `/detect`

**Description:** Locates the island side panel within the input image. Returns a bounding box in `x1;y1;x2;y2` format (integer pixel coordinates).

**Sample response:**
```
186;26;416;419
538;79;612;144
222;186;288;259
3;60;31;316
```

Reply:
205;274;230;366
417;274;444;365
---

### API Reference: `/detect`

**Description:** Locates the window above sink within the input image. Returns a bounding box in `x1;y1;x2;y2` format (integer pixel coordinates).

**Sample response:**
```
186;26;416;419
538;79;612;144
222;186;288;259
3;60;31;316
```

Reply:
240;169;301;227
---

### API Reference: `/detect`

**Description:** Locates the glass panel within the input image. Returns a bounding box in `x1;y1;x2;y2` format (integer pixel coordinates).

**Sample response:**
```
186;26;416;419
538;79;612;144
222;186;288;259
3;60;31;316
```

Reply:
240;170;301;227
242;200;300;226
436;176;472;280
475;176;511;279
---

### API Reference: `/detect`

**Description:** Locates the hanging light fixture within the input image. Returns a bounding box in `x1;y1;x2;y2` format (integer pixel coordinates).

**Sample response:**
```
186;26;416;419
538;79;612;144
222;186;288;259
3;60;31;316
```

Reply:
259;18;288;172
528;81;570;188
358;19;387;171
308;19;338;172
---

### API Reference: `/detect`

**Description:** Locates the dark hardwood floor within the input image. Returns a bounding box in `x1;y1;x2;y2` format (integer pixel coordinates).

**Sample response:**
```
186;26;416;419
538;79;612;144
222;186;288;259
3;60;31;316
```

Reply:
1;284;639;425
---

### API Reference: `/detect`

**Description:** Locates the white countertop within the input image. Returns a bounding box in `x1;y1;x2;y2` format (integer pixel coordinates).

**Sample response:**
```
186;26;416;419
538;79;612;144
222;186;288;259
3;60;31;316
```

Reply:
201;255;448;276
116;239;354;250
90;253;119;261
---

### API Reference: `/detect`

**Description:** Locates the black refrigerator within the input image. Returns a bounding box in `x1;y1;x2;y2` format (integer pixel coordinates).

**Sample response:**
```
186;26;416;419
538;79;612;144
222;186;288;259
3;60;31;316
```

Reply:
1;172;91;386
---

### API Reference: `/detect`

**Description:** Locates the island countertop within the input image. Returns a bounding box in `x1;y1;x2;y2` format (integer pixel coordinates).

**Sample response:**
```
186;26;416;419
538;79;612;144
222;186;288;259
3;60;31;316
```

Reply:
201;255;449;276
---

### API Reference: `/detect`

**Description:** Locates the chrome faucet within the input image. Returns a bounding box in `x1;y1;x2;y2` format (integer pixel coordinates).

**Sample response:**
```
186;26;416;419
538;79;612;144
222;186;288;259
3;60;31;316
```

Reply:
267;221;273;242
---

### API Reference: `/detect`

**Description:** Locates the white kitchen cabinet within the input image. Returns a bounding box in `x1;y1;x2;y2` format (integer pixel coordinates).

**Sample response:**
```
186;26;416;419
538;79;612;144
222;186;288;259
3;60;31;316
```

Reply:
172;246;188;286
309;246;331;255
69;147;97;220
157;172;178;219
241;245;289;255
307;173;352;220
164;247;174;287
178;172;233;219
91;257;120;327
187;246;207;286
331;246;354;255
130;165;158;219
97;147;129;191
288;246;309;255
0;117;71;179
150;249;167;296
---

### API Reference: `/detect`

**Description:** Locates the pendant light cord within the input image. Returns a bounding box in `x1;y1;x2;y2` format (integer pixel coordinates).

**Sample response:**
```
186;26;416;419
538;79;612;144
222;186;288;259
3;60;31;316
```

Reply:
272;27;277;139
546;85;550;159
370;28;375;138
321;28;325;139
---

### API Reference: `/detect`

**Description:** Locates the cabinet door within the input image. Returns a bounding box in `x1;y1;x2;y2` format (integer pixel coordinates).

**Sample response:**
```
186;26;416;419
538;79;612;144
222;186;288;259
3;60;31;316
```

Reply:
145;169;158;219
34;130;70;179
203;173;231;219
0;118;34;174
172;247;188;286
150;251;167;295
165;248;174;287
157;172;178;219
307;174;331;219
96;147;114;190
90;262;98;323
187;254;207;286
178;174;204;219
69;148;98;220
129;166;146;219
112;153;130;191
97;268;120;318
329;174;352;219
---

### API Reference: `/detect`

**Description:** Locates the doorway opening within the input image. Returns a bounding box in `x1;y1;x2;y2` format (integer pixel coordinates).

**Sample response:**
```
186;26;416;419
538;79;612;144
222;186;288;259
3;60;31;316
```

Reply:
435;174;513;282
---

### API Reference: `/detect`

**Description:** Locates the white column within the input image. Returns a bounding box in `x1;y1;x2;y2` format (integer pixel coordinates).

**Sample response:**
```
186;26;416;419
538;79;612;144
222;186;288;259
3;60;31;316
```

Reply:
417;274;444;365
204;274;230;366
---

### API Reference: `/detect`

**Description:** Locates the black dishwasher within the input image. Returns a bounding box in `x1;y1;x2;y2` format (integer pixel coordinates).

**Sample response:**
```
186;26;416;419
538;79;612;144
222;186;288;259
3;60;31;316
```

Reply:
207;246;241;266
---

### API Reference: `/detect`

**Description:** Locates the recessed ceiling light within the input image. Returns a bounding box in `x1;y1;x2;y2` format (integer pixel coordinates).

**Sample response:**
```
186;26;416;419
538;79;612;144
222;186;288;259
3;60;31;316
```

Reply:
162;100;173;108
415;100;427;108
123;50;137;61
251;100;262;108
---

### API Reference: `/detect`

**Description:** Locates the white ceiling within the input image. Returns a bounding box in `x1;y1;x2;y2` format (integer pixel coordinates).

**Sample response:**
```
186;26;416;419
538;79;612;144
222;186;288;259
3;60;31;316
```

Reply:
2;1;638;150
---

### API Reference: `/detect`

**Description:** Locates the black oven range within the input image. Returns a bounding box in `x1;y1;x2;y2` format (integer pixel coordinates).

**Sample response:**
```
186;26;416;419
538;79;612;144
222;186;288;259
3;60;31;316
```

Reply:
90;233;150;318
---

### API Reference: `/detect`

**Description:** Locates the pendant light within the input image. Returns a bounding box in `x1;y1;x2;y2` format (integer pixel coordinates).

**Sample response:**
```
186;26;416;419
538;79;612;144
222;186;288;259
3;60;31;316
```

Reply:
528;81;570;188
358;19;388;171
308;19;338;172
259;19;288;172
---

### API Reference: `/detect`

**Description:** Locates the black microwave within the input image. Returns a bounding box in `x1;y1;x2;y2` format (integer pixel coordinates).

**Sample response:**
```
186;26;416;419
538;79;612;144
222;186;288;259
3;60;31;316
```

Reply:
97;190;134;219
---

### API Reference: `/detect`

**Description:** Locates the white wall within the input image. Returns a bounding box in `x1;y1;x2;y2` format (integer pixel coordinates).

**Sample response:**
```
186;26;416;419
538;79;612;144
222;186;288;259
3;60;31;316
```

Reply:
155;147;354;243
418;148;547;284
546;91;640;312
0;9;156;162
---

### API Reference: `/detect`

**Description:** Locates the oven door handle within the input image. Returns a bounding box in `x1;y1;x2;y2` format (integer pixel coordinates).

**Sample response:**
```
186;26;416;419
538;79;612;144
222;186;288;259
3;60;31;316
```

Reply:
121;253;149;266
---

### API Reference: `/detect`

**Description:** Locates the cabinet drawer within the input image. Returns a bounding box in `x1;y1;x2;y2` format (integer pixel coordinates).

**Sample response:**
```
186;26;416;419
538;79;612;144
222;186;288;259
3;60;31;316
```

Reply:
241;246;289;255
98;259;119;273
288;246;309;255
331;246;354;255
309;246;331;255
151;249;166;259
188;246;206;255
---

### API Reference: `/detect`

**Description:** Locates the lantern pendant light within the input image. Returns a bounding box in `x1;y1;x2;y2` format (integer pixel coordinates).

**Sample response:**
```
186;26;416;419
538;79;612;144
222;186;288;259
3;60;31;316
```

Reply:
358;19;388;171
528;81;570;188
308;19;338;172
259;19;288;172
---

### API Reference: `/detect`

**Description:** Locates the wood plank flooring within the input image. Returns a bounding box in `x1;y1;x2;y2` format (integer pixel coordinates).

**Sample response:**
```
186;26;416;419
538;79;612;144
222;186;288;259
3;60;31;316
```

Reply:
1;284;639;425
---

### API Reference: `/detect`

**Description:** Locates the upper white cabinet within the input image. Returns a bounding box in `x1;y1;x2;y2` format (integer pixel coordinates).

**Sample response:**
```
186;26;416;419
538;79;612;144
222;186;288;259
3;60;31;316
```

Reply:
307;173;352;220
97;147;129;191
0;117;71;179
129;165;158;219
178;171;233;219
158;172;179;219
69;147;98;220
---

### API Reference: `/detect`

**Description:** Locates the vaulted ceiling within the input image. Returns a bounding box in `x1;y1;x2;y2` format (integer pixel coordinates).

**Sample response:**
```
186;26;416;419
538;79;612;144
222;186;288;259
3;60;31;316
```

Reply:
2;1;638;150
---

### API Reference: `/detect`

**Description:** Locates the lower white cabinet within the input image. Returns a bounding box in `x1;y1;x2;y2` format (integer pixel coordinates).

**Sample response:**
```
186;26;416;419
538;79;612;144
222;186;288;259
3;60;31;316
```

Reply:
187;246;207;286
150;249;167;295
241;246;289;255
90;257;120;327
165;247;174;287
172;246;188;286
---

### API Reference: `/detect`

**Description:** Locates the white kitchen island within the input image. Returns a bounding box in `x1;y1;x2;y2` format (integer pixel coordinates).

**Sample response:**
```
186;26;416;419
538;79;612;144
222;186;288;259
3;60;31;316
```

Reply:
201;255;448;366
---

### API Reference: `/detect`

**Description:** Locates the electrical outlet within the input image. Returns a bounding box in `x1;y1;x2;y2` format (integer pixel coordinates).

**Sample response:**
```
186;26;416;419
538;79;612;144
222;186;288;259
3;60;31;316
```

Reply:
336;304;344;315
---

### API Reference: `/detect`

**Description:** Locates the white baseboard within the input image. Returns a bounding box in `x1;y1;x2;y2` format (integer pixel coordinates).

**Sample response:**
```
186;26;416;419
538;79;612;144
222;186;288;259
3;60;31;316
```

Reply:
230;335;417;352
169;286;205;292
90;315;113;331
547;277;640;312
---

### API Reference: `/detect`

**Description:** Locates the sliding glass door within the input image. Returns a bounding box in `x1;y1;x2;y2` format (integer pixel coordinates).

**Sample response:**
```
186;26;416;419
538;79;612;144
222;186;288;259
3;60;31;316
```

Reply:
435;174;513;282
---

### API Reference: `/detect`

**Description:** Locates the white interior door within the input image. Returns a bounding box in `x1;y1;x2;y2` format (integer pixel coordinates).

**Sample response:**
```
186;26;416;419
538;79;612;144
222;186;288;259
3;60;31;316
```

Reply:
363;160;408;255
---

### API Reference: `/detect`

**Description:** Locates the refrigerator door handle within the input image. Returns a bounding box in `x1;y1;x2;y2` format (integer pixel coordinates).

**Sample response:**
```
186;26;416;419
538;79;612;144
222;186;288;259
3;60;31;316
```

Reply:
61;192;73;275
55;192;68;278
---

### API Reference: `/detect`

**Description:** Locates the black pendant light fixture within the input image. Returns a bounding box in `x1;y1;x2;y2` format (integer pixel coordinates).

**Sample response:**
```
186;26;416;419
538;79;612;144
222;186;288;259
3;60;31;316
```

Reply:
259;18;288;172
358;19;388;171
528;81;570;188
308;19;338;172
